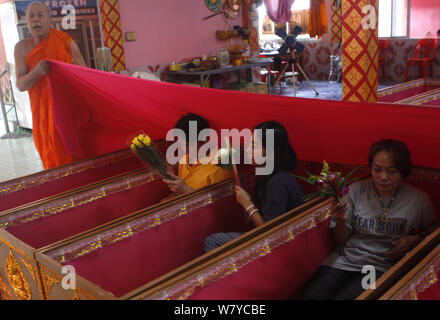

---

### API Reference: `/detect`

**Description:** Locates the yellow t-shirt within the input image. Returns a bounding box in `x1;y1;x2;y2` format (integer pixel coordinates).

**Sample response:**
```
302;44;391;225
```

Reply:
178;154;233;189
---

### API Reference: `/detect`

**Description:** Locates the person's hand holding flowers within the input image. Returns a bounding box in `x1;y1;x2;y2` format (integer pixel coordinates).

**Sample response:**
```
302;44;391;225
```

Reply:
162;172;194;195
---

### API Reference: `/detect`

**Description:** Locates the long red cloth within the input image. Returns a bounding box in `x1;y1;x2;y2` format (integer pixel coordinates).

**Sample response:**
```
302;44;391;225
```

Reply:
47;60;440;169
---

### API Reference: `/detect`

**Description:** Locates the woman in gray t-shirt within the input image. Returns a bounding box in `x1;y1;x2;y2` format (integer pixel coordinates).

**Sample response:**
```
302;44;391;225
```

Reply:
299;139;439;300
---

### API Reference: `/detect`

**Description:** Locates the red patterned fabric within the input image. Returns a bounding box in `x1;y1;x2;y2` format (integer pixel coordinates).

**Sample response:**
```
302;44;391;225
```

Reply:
47;61;440;170
418;281;440;300
99;0;126;71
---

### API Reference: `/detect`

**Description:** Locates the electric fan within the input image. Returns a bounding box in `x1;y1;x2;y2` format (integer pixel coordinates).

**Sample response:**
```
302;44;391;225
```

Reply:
274;25;319;97
275;25;306;55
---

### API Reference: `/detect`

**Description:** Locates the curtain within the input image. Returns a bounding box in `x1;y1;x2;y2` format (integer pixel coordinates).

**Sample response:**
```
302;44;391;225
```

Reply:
309;0;328;39
46;61;440;170
263;0;296;23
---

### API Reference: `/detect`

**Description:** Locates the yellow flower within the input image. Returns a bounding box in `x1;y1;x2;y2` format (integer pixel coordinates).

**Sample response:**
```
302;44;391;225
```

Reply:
132;136;144;148
141;134;151;146
131;134;151;149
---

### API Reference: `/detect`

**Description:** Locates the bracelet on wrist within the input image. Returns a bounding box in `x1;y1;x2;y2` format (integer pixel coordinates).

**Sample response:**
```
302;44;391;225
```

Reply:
245;203;255;213
248;208;259;220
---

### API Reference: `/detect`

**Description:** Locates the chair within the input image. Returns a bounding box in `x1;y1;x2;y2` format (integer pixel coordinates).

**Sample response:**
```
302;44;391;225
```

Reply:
404;38;438;82
260;67;283;93
378;39;388;81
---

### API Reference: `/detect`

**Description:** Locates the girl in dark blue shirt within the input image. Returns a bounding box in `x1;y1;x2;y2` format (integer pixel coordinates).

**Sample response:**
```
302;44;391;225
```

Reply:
204;121;304;252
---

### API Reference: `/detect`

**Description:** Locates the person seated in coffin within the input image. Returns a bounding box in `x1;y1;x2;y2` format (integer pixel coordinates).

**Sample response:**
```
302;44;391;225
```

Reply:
299;139;439;300
204;121;304;252
162;113;232;198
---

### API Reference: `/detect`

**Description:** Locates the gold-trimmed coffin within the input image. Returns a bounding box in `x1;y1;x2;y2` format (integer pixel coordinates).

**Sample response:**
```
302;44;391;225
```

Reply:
34;172;257;300
379;230;440;300
130;197;333;300
0;156;438;300
0;147;144;213
378;78;440;106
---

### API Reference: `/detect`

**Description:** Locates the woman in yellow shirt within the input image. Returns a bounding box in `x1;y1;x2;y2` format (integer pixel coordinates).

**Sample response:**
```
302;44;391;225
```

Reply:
163;113;232;195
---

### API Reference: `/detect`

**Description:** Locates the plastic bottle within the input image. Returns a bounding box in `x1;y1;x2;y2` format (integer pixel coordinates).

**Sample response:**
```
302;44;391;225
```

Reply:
243;40;251;60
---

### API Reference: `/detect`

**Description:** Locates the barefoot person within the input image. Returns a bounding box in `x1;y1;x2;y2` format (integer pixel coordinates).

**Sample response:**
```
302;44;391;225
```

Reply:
14;1;87;169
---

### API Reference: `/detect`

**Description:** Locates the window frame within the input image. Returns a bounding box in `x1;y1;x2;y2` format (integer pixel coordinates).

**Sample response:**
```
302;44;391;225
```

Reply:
258;0;317;42
378;0;411;39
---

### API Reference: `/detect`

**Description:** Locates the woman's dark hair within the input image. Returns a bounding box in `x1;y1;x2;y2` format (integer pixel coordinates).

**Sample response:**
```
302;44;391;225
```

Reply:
253;121;298;207
368;139;412;178
174;113;210;143
437;29;440;35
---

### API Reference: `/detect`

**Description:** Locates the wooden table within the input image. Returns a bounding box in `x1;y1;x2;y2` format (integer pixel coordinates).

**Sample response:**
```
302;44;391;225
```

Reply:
166;59;273;91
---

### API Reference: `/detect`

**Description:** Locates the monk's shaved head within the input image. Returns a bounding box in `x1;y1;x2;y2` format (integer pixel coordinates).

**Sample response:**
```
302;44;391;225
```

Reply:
26;1;52;39
26;1;51;17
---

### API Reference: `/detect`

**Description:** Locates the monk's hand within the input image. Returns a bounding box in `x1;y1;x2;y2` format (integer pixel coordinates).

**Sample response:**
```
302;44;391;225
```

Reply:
162;172;194;195
35;60;51;76
234;185;252;209
387;235;422;262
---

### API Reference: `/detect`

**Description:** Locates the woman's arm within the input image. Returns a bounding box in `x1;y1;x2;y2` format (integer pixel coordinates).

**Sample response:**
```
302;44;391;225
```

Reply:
388;196;439;262
330;203;351;245
387;234;423;261
235;185;265;227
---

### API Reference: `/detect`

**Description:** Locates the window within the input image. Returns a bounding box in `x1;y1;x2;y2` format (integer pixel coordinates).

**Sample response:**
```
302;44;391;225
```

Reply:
258;0;311;41
378;0;409;37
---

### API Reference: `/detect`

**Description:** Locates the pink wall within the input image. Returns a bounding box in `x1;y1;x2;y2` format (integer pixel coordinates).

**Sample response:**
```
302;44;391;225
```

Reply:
118;0;242;69
410;0;440;38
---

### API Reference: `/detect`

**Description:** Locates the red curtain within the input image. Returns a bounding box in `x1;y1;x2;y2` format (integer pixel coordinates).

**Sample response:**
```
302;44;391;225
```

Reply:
263;0;296;23
47;61;440;170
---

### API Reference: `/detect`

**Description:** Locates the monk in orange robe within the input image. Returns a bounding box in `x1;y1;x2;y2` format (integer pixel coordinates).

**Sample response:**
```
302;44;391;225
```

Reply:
14;2;87;169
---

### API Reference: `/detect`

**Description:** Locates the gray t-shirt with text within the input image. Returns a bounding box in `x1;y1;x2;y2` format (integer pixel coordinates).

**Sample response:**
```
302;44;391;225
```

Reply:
322;180;438;273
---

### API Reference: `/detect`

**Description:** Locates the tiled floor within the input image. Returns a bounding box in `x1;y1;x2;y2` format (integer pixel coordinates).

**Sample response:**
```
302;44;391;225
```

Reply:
0;80;394;184
276;79;395;98
0;122;43;183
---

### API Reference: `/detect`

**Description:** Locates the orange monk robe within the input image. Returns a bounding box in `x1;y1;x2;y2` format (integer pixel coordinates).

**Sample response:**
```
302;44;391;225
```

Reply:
309;0;328;39
26;28;79;169
178;154;233;190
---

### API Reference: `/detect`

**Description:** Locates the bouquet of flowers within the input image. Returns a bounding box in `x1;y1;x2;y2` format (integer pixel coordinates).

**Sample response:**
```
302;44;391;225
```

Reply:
213;147;240;186
130;134;172;180
295;160;360;204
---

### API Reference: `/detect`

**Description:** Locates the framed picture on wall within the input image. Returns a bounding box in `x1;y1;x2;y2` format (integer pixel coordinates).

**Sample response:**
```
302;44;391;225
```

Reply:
205;0;222;12
262;15;274;35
